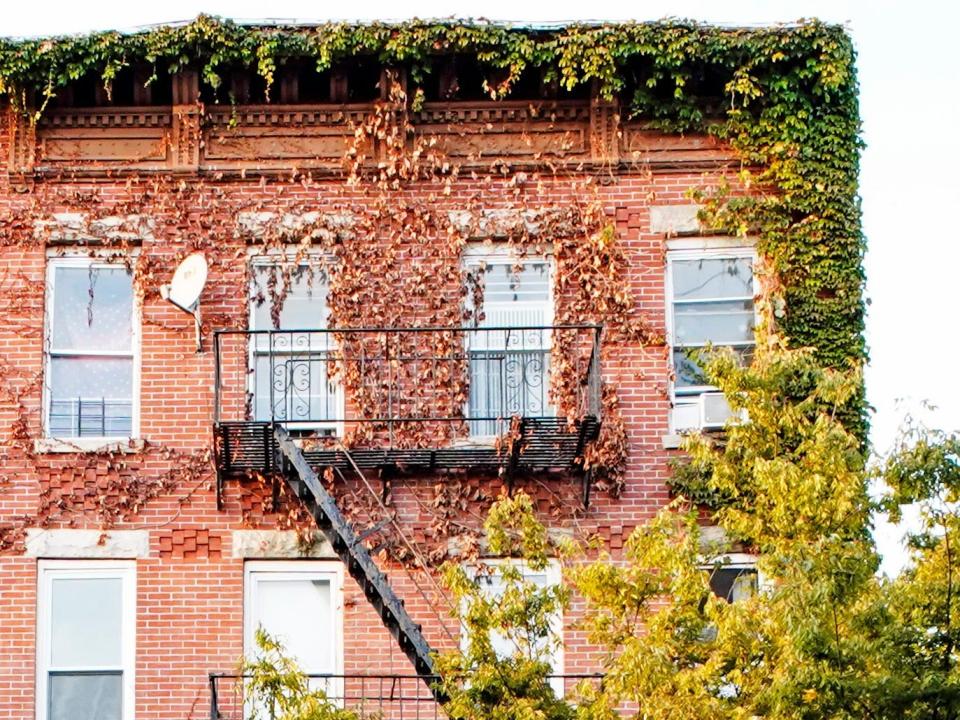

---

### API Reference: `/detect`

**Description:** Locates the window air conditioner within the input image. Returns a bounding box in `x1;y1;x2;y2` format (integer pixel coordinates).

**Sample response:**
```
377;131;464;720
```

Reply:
699;392;734;430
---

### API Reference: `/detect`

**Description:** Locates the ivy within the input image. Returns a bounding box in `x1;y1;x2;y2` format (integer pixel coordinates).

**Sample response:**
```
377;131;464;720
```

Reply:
0;16;865;550
0;16;865;439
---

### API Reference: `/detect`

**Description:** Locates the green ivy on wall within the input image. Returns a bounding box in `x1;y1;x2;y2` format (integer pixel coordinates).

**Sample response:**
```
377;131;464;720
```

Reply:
0;16;865;437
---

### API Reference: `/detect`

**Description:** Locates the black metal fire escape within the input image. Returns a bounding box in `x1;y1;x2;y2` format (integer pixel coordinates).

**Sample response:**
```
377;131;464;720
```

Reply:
272;426;441;694
212;325;602;699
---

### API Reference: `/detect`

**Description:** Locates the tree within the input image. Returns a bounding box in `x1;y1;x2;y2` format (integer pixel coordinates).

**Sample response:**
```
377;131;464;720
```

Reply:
434;491;575;720
571;334;960;720
875;418;960;718
242;628;360;720
241;335;960;720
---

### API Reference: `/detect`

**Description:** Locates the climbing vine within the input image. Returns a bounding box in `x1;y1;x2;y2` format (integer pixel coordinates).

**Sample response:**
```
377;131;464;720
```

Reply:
0;16;865;428
0;17;864;558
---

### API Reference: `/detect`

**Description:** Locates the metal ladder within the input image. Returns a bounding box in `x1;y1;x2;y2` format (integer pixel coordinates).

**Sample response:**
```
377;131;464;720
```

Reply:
273;427;442;697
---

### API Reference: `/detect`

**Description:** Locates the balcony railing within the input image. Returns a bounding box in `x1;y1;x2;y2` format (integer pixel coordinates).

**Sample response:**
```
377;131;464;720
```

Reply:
212;325;602;487
208;672;604;720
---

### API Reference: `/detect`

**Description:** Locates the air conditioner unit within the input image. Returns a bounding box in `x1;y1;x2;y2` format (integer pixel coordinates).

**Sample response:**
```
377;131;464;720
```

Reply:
699;392;734;430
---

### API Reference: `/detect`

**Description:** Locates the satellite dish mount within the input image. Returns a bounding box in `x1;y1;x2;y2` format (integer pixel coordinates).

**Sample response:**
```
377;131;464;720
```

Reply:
160;253;208;353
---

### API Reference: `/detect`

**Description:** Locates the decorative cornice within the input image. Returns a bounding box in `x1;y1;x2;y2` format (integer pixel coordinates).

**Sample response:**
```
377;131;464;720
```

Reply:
205;104;370;127
412;100;590;125
17;97;737;179
40;108;172;129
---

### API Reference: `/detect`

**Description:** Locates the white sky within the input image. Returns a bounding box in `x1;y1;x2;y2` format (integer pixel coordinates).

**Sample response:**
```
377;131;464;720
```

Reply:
6;0;955;574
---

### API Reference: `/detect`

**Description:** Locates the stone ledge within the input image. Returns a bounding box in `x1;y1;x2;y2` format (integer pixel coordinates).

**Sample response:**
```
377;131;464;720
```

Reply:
661;434;684;450
34;437;146;455
231;530;336;559
650;205;702;235
24;529;150;558
36;213;153;245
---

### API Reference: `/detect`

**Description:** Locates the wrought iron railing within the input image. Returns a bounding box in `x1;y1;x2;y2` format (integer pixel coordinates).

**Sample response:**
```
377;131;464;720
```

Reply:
208;672;604;720
213;325;602;442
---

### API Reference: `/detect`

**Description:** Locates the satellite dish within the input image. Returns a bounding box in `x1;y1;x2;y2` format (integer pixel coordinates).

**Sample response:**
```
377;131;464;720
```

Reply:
160;253;208;352
161;252;208;311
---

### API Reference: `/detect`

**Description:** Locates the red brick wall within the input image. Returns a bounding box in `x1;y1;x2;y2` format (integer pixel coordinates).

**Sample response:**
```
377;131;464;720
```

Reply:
0;151;728;717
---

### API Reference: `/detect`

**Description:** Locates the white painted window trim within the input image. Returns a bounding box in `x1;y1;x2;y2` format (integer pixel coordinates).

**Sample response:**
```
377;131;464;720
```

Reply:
461;244;556;327
664;240;757;434
243;560;345;679
462;558;565;693
42;254;141;445
36;559;137;720
247;253;344;437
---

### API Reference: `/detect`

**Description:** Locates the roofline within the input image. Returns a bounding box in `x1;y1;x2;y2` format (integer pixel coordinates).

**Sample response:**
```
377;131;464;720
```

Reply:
1;15;839;43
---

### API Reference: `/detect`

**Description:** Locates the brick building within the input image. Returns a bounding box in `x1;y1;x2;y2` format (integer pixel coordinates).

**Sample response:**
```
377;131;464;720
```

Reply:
0;18;859;720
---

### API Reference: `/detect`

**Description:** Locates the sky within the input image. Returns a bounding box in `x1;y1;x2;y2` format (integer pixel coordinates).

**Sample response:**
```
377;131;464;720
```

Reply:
4;0;955;574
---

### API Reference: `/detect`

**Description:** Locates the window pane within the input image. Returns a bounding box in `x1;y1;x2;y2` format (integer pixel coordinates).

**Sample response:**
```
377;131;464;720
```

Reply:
474;263;551;331
49;357;133;437
672;349;709;388
50;577;122;667
469;260;552;435
476;570;552;660
251;265;328;330
252;352;340;423
672;257;753;301
251;576;333;675
481;262;550;305
50;266;133;352
673;347;753;390
468;350;551;435
708;567;758;603
49;672;122;720
674;300;755;345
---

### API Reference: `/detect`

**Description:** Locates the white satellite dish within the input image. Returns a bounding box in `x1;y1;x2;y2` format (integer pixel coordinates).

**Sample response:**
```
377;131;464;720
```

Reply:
160;253;208;352
161;252;208;311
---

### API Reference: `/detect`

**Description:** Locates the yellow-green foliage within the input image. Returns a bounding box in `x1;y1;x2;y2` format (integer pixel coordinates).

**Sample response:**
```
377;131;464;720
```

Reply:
572;338;960;718
242;628;361;720
436;492;573;720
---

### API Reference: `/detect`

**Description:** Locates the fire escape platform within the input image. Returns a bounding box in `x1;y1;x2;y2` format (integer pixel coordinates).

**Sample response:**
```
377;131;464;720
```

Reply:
215;415;601;479
213;325;603;486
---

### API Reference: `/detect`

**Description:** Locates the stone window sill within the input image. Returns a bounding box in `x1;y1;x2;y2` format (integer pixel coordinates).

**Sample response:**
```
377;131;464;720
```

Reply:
33;437;146;454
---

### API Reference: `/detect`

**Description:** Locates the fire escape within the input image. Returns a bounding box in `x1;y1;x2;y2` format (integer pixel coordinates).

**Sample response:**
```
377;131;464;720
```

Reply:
212;325;602;690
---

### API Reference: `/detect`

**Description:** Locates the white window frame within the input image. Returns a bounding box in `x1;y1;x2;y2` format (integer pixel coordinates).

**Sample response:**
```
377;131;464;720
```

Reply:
664;238;757;432
461;246;556;438
700;552;767;601
461;245;556;331
462;558;564;695
248;254;344;436
43;254;141;444
36;559;137;720
243;560;345;694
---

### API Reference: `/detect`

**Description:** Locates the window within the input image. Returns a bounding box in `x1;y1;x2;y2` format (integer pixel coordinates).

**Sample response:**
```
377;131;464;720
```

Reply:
666;245;756;431
466;560;564;694
249;260;341;430
464;251;553;436
244;562;342;697
44;258;137;439
707;562;758;603
36;561;136;720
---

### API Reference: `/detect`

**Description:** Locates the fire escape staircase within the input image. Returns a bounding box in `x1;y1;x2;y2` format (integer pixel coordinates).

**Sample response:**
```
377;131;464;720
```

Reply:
272;426;442;697
211;325;604;700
